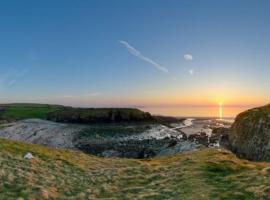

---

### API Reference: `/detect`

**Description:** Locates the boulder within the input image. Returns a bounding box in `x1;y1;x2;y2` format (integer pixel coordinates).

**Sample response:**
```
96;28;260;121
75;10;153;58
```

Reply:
23;152;34;159
210;127;230;148
101;150;121;158
188;132;209;146
229;104;270;161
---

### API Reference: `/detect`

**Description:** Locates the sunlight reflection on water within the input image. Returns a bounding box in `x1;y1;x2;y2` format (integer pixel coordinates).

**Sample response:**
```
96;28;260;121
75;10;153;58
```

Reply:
141;106;253;118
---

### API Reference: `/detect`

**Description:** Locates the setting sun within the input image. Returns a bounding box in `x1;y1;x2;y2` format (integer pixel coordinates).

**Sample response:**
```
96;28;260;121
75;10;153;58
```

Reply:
218;101;223;107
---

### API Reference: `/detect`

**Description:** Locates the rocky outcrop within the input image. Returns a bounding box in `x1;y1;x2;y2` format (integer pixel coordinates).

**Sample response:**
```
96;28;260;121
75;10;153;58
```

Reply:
46;107;155;123
210;127;231;148
77;138;197;159
180;127;230;148
229;104;270;161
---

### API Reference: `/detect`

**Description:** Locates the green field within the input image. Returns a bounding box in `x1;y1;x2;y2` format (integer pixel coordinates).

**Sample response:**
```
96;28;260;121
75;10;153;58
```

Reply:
4;106;60;120
0;138;270;199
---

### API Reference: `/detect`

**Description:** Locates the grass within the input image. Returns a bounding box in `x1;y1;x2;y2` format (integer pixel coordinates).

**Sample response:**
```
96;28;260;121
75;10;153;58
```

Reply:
0;104;62;121
4;106;60;120
0;138;270;199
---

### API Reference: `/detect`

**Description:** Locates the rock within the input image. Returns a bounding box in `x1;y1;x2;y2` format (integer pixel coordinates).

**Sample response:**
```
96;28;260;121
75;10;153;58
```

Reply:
23;152;34;159
168;140;178;147
229;104;270;161
184;127;230;148
219;134;230;149
157;141;197;156
188;132;208;146
101;150;121;158
139;148;156;158
77;137;197;159
210;127;230;148
179;132;188;140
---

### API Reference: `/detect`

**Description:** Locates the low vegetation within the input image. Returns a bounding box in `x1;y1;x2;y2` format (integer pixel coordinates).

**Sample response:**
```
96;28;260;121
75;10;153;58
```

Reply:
1;138;270;199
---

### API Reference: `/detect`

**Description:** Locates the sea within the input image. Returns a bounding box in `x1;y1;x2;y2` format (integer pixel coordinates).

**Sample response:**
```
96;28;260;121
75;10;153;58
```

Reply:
140;105;253;119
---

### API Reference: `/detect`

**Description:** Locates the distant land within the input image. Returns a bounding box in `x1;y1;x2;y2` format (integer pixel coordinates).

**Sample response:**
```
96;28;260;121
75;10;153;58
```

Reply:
0;103;181;124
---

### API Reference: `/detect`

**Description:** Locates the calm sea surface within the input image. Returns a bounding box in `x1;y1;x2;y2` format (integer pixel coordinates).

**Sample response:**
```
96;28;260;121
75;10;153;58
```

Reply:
140;106;254;118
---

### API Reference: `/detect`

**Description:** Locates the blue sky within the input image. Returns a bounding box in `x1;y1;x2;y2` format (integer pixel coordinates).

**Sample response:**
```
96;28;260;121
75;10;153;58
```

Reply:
0;0;269;107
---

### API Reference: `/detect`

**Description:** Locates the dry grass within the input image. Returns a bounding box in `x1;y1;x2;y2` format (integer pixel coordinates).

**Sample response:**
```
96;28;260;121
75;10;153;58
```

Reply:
0;138;269;199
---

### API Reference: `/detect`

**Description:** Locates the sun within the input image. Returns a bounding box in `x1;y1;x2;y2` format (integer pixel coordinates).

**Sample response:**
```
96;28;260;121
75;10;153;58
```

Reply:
218;101;223;107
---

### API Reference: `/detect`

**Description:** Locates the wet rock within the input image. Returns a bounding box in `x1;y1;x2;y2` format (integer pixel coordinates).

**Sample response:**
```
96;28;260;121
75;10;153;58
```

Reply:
77;137;197;159
157;141;197;156
188;132;209;146
209;127;230;148
219;134;230;149
101;150;121;158
168;139;178;147
140;148;156;158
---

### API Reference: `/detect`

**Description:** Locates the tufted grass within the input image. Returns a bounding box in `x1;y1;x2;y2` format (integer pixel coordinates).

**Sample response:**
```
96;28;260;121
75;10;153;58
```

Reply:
0;138;270;199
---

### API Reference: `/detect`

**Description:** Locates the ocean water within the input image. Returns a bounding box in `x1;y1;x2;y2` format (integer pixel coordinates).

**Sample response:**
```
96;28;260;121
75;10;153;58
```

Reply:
140;106;253;118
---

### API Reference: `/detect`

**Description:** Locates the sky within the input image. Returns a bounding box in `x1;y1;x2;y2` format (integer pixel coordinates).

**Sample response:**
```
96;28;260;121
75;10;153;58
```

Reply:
0;0;269;110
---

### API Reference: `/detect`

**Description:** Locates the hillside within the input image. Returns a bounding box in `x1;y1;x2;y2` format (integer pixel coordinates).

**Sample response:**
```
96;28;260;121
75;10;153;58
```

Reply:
1;138;270;199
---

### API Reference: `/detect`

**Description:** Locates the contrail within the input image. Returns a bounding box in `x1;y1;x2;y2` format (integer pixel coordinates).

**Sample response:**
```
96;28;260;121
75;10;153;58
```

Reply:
119;40;169;73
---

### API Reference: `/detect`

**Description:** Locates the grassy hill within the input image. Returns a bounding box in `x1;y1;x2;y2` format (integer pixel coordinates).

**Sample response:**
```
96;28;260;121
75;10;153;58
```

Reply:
1;138;270;199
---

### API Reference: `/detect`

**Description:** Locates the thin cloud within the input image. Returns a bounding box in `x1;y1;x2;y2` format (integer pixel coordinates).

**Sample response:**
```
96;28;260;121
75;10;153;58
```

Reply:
189;69;194;75
8;69;29;86
87;92;101;96
61;95;74;98
0;68;29;88
119;40;169;73
58;92;101;98
184;54;193;61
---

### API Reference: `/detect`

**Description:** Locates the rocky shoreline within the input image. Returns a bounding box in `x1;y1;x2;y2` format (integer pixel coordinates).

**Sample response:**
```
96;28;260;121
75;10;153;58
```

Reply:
0;118;232;158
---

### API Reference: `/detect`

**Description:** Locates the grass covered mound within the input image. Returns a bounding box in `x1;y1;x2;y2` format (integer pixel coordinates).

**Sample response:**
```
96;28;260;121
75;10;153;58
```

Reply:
230;104;270;161
1;138;270;199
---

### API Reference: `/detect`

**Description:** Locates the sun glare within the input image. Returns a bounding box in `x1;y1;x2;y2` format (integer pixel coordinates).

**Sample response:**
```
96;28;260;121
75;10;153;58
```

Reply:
218;101;223;119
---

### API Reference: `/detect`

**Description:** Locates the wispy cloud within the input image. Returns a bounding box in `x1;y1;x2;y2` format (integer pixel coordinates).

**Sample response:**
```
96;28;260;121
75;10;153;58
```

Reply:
0;68;29;89
184;54;193;61
86;92;101;96
119;40;169;73
59;91;101;98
